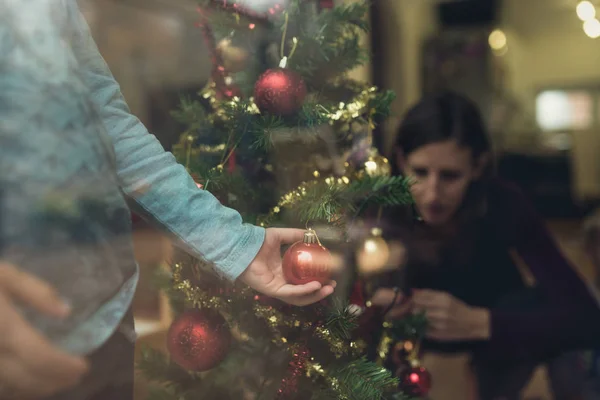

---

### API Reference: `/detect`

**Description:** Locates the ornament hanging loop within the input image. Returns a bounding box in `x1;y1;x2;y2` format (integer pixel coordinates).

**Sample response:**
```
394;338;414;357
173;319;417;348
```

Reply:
303;230;319;244
303;220;323;246
279;56;288;68
279;12;299;66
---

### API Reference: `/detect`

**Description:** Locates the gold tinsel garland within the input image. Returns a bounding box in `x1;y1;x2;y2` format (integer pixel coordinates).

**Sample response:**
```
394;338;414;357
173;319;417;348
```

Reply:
171;263;363;359
195;143;227;153
375;322;395;365
328;86;379;128
305;357;393;400
201;80;380;128
258;150;392;227
258;174;352;227
305;360;347;400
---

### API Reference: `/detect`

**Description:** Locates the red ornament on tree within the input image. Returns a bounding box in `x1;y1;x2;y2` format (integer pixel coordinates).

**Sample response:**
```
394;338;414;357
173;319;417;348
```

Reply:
253;67;307;116
282;230;332;285
398;364;432;397
166;309;231;372
318;0;335;10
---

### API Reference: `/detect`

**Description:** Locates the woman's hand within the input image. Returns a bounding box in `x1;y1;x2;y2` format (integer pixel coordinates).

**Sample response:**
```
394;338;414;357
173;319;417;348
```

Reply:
412;289;490;341
370;288;413;319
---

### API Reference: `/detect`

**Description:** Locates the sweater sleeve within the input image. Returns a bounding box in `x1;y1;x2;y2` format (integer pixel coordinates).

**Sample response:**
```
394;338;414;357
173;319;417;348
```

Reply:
64;0;265;281
486;182;600;359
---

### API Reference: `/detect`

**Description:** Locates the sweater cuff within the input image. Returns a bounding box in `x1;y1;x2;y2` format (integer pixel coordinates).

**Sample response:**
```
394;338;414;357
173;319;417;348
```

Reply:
216;224;265;281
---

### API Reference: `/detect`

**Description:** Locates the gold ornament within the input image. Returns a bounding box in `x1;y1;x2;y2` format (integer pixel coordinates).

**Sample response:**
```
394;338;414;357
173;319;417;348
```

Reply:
356;227;390;276
216;38;250;73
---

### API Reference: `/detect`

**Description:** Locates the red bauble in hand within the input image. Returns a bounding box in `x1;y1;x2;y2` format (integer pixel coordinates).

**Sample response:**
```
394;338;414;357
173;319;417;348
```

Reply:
166;309;231;372
399;365;432;397
253;68;307;116
282;230;332;285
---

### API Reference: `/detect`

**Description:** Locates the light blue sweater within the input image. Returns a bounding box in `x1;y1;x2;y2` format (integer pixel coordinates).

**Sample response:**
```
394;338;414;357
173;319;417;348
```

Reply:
0;0;265;355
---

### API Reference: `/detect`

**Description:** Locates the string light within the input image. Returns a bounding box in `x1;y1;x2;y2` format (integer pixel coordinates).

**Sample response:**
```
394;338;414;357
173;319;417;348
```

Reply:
488;29;507;51
577;1;597;21
356;228;391;276
488;29;508;56
584;18;600;38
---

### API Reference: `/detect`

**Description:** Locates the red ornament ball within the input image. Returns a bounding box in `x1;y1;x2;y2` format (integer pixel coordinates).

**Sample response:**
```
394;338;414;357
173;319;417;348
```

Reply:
282;230;332;285
166;310;231;372
399;366;432;397
318;0;335;10
253;68;307;116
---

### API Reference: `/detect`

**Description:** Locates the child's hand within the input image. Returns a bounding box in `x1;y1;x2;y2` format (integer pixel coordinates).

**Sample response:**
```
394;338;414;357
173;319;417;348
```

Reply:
239;228;337;306
0;263;89;399
412;289;490;341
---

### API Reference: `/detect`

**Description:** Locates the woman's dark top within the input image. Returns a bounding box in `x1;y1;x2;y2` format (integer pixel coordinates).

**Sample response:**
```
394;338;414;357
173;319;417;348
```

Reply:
380;178;600;361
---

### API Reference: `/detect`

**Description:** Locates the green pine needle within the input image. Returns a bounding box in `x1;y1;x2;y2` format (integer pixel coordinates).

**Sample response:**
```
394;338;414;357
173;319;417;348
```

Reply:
387;392;423;400
170;97;210;137
249;102;331;151
389;312;429;342
146;386;187;400
330;357;399;400
328;2;371;32
150;268;186;315
136;346;195;388
289;2;370;80
370;90;396;119
325;298;359;340
292;175;413;224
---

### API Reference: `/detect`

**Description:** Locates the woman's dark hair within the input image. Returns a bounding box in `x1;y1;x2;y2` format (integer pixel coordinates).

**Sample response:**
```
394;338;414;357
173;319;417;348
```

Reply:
393;91;492;176
380;92;496;298
388;90;495;232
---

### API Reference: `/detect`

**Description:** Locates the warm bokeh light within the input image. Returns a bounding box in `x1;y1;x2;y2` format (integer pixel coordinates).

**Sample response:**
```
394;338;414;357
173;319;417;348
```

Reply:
577;1;597;21
357;236;390;275
488;29;507;50
583;18;600;38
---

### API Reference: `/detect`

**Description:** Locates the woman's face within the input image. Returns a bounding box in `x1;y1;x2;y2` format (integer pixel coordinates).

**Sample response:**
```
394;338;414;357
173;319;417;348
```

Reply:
397;139;486;227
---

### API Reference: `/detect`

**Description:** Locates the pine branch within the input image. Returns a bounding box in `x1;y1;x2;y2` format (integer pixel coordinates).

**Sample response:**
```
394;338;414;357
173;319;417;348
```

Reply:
370;90;396;119
146;385;189;400
220;99;258;143
325;298;359;340
386;393;422;400
314;35;369;80
327;2;371;32
329;357;399;400
249;116;287;151
136;346;197;388
291;175;413;223
389;312;428;342
151;268;186;316
349;175;414;208
289;2;370;80
170;96;211;137
249;102;331;151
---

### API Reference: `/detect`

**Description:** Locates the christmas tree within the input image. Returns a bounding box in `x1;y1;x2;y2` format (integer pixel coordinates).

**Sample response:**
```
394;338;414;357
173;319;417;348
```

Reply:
137;1;428;399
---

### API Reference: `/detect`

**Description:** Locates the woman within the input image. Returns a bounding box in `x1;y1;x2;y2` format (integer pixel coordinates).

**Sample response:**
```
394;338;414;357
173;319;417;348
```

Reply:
369;91;600;399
